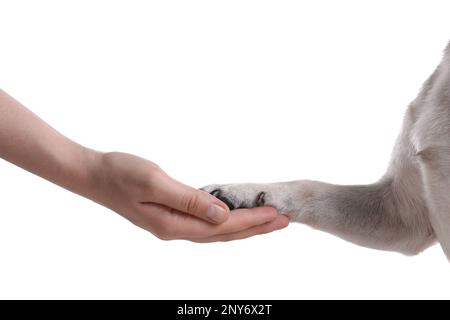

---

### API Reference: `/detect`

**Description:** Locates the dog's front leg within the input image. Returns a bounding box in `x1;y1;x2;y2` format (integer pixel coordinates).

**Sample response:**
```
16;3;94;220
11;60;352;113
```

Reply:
202;179;434;254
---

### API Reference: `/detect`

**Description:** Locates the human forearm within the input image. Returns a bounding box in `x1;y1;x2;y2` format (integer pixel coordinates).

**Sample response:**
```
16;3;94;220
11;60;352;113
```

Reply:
0;89;99;198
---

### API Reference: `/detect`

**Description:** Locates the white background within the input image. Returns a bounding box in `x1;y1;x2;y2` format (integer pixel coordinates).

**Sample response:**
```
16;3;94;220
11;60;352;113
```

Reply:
1;0;450;299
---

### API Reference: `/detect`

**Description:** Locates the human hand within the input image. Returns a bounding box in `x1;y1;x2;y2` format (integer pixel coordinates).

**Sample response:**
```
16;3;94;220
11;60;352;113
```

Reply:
89;152;289;242
0;90;288;242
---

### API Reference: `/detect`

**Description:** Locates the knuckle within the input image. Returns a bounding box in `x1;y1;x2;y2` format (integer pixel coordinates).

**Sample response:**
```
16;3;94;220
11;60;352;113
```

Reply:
181;194;201;214
144;166;163;189
154;226;176;241
148;219;179;241
157;234;174;241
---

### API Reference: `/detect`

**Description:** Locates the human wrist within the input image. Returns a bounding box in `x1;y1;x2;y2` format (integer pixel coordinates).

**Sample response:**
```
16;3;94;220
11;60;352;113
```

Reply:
59;145;104;202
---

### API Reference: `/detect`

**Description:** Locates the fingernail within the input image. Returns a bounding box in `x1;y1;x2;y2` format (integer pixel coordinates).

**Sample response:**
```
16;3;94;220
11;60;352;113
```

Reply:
207;204;227;223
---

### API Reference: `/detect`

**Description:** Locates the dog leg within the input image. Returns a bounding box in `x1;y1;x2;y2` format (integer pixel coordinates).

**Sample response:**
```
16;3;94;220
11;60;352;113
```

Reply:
201;44;450;255
416;146;450;259
201;179;434;254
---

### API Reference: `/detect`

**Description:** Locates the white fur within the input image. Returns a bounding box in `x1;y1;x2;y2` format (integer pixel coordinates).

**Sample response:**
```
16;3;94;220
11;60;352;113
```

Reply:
203;42;450;259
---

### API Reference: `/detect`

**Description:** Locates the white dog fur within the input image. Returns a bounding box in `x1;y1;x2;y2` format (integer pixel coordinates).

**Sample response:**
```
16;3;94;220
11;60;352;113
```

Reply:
202;42;450;259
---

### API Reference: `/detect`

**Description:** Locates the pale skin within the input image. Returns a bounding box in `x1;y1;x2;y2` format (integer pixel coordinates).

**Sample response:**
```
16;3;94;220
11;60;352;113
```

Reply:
0;90;289;242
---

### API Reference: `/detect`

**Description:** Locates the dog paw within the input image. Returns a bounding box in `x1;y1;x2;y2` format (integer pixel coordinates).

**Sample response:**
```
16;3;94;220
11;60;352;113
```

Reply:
201;184;267;210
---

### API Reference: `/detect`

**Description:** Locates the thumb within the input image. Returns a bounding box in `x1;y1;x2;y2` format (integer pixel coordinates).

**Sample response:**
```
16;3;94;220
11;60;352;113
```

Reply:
152;174;230;224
